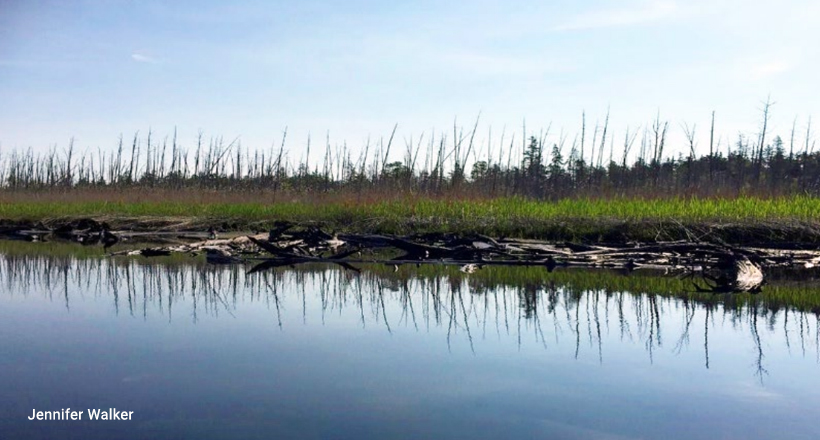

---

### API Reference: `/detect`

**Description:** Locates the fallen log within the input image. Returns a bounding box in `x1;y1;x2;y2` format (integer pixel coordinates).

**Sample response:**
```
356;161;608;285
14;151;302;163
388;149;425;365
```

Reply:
695;255;765;293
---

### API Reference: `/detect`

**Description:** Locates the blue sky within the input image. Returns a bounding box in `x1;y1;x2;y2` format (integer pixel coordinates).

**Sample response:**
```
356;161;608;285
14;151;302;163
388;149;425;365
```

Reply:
1;0;817;163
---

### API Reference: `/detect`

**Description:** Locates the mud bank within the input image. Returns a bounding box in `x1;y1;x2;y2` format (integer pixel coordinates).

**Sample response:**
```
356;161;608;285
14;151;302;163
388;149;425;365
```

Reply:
2;216;820;247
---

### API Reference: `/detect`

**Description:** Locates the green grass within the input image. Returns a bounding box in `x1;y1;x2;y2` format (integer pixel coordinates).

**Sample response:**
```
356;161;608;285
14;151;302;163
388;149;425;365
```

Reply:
2;195;818;221
1;195;819;239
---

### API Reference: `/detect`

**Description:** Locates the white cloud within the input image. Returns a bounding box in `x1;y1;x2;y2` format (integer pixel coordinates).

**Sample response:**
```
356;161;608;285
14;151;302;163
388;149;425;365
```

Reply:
553;1;678;31
131;53;158;64
749;60;792;80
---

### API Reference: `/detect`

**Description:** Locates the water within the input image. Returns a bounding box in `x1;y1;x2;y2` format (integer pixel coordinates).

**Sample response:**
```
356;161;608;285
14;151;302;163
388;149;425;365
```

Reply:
1;251;819;439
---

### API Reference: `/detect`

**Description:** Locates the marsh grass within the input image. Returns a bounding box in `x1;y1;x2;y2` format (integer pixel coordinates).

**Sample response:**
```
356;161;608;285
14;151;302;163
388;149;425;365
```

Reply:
1;193;817;238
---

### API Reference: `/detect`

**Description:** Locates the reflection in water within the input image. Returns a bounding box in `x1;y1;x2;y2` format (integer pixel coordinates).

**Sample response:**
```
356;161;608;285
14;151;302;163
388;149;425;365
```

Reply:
3;253;819;381
3;250;820;440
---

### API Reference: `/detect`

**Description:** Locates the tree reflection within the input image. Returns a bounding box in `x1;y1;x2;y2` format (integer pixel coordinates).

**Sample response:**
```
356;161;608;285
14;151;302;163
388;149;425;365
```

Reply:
2;253;820;381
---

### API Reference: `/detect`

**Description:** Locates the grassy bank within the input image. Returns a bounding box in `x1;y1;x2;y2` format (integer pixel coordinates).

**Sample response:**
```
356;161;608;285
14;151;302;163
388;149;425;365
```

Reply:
1;193;819;242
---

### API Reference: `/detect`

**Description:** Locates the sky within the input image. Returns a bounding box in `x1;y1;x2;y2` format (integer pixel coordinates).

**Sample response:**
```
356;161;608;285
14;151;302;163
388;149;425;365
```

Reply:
0;0;818;164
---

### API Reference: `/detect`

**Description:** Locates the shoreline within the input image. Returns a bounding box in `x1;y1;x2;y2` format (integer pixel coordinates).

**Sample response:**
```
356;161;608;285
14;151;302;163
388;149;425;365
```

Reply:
2;215;820;246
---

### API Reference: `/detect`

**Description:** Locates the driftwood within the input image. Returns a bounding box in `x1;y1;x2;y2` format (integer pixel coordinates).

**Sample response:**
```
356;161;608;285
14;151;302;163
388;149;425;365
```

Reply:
97;225;820;293
8;219;121;248
109;233;266;258
5;217;819;293
696;256;764;293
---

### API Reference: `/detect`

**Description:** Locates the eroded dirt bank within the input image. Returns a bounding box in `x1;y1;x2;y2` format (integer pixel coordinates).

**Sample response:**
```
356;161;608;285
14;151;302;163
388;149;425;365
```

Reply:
3;216;820;247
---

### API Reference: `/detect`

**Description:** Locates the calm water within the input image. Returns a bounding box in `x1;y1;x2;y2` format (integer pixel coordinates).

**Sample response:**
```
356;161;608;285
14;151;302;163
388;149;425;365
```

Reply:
1;252;819;439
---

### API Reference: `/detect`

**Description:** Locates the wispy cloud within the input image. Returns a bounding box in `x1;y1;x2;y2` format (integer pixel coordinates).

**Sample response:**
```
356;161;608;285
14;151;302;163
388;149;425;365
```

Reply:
553;1;678;31
131;52;159;64
749;60;792;80
722;380;786;403
444;52;576;77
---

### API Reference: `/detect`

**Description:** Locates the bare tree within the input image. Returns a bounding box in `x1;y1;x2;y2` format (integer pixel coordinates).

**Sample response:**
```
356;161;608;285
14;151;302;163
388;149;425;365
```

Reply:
755;96;773;182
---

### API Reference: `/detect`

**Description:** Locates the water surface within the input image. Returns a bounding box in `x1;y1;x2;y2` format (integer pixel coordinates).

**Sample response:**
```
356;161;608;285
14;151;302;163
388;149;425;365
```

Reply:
1;250;819;439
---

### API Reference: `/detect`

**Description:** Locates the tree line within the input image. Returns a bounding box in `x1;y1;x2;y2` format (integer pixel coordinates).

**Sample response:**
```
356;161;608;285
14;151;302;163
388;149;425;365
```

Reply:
2;105;817;199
